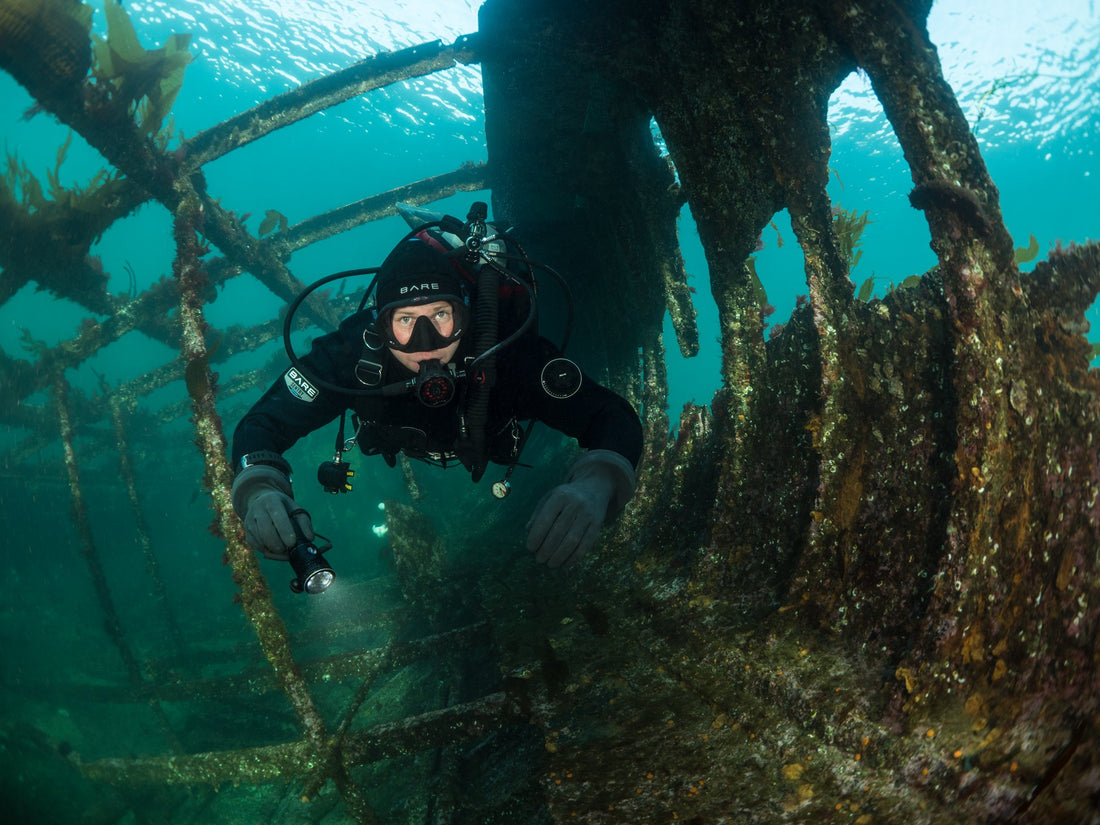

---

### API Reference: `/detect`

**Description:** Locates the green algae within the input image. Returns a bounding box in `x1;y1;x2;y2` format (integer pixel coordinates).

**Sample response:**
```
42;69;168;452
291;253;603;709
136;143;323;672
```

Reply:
91;0;193;137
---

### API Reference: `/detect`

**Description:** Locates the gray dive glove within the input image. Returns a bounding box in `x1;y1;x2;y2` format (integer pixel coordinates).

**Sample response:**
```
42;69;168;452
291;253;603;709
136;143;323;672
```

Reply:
231;464;314;561
526;449;637;569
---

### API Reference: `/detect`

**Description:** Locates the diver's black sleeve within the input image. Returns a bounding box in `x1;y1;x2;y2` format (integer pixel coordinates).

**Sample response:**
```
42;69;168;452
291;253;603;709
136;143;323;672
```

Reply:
231;311;369;466
498;337;644;468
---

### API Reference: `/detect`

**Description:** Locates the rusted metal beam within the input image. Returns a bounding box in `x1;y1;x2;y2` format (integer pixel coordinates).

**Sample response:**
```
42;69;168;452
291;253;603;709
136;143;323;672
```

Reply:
183;37;480;169
173;182;328;754
81;690;522;788
54;376;184;753
24;621;491;706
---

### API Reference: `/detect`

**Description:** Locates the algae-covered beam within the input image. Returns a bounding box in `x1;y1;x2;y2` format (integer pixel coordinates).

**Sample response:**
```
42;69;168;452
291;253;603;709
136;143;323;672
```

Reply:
172;183;328;753
277;164;490;256
174;182;378;815
107;394;188;661
183;37;479;169
0;276;182;412
55;377;146;689
340;691;523;765
55;376;184;753
34;622;491;706
81;691;522;789
82;739;314;787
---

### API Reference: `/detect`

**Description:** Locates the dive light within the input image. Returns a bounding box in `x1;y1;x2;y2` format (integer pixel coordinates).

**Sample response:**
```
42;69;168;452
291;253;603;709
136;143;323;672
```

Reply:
287;519;334;595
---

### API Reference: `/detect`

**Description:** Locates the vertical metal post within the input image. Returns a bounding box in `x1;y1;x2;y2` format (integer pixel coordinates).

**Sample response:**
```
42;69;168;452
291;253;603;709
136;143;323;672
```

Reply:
170;182;328;750
172;182;383;822
107;393;188;660
54;377;183;752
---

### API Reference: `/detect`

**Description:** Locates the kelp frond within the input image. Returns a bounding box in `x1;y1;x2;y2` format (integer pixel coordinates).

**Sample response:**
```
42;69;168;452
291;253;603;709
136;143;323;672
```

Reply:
2;136;119;213
1014;233;1040;265
832;205;872;270
91;0;193;137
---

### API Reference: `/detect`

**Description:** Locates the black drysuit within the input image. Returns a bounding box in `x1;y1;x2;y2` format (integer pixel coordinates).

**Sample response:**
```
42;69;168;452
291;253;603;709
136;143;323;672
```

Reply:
231;309;643;474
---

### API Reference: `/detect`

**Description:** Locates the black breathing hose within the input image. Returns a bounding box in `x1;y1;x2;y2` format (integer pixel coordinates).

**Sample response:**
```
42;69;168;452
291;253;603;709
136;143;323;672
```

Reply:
280;224;573;408
281;267;387;397
460;260;502;482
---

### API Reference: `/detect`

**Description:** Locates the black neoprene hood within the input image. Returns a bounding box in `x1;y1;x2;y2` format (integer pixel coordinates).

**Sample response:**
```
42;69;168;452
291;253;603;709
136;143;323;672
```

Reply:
375;237;466;314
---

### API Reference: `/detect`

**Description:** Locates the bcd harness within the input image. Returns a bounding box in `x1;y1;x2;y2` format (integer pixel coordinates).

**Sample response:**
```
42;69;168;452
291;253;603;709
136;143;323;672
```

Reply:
286;201;573;499
349;320;525;472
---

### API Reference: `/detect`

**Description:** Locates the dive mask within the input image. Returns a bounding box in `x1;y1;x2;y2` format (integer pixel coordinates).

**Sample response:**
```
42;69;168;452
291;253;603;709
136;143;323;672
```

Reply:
378;302;468;353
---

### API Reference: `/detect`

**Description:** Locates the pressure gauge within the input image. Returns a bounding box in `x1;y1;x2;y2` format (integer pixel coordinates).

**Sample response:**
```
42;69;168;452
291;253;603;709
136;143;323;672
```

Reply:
540;358;582;399
491;480;511;499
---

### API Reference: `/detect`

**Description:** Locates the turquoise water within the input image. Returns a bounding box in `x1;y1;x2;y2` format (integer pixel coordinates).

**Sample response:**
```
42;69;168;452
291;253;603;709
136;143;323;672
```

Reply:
0;1;1097;822
1;1;1096;406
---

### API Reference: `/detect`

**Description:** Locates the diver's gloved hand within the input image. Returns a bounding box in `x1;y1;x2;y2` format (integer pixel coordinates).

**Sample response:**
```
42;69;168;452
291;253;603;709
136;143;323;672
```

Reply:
231;464;314;561
526;449;637;569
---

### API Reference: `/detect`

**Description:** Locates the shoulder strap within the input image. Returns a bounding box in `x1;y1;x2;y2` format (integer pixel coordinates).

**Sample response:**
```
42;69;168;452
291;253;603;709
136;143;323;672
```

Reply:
354;322;386;387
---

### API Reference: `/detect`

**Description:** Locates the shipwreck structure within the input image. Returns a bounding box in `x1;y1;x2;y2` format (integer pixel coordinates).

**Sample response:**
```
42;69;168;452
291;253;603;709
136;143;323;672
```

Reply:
1;0;1097;822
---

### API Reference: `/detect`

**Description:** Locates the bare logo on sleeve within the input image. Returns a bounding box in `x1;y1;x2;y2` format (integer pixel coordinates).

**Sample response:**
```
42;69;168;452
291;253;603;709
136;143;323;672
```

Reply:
284;368;318;402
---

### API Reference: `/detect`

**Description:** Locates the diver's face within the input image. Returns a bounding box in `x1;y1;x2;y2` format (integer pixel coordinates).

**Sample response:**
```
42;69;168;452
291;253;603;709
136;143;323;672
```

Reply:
388;301;460;372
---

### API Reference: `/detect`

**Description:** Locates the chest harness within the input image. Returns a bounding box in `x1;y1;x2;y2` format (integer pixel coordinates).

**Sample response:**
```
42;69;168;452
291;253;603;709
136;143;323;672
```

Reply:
282;202;575;499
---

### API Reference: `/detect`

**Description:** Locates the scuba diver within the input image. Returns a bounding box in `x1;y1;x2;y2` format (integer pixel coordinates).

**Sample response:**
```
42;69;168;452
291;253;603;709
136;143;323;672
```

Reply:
230;203;642;590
